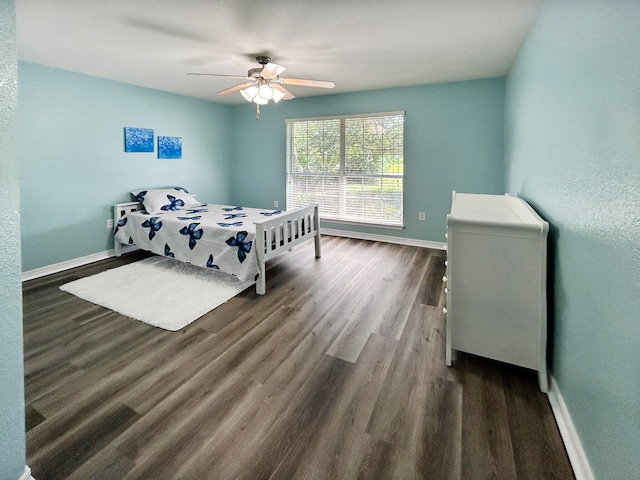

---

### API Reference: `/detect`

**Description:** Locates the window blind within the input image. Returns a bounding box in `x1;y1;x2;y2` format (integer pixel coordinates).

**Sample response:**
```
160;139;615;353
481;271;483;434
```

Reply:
286;112;404;227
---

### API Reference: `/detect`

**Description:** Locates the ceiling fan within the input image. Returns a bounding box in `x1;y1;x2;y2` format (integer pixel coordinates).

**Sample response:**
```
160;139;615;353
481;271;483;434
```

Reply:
188;56;335;119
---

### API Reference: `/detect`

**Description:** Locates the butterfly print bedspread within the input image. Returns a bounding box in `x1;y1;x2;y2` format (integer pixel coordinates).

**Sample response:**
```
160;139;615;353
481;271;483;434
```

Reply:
114;204;283;282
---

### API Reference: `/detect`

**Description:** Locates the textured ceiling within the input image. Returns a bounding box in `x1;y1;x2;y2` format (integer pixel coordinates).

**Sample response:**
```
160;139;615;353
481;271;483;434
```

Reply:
16;0;540;104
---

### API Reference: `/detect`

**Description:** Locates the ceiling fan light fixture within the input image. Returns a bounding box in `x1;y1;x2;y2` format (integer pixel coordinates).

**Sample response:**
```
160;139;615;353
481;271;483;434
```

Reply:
258;83;274;100
189;56;334;114
240;85;258;102
272;89;286;103
253;95;268;105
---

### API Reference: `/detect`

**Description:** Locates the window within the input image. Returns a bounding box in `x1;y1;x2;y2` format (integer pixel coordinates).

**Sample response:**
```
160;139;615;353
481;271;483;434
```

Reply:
286;111;404;227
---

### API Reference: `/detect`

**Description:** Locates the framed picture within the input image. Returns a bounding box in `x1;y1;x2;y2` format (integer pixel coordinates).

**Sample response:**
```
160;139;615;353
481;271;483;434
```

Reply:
124;127;154;152
158;136;182;159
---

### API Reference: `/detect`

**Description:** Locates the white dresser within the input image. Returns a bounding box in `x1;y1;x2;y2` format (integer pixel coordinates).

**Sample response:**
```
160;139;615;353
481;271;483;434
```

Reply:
444;191;549;392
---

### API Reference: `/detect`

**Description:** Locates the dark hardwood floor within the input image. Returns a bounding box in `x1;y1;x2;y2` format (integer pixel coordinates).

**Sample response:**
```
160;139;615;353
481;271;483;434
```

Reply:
23;236;575;479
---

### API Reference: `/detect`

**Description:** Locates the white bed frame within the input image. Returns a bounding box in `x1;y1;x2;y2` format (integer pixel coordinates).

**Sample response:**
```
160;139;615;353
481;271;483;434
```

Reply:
113;202;321;295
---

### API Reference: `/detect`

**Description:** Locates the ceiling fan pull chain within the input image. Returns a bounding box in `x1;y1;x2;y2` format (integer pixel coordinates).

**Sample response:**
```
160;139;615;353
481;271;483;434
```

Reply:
256;103;260;121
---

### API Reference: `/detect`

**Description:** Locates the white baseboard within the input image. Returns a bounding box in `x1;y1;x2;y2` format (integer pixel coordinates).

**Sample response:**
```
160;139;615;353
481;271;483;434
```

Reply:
23;231;439;283
321;228;446;250
22;232;439;283
547;375;594;480
19;465;35;480
21;245;138;282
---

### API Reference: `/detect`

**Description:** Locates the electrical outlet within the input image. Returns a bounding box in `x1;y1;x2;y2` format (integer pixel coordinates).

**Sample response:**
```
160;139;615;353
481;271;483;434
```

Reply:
274;200;279;208
107;219;114;228
418;212;426;221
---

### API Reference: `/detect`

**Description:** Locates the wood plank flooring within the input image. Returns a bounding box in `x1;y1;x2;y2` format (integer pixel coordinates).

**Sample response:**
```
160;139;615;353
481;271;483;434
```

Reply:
23;236;575;479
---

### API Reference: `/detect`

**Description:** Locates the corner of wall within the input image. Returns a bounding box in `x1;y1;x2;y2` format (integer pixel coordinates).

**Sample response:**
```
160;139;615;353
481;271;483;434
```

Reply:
0;0;27;478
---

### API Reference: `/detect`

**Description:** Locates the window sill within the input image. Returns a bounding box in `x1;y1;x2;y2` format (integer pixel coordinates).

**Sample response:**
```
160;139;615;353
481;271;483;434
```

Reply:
320;217;405;231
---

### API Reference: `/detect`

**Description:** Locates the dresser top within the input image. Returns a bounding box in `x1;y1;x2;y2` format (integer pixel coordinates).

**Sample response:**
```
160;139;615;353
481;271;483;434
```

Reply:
448;192;548;237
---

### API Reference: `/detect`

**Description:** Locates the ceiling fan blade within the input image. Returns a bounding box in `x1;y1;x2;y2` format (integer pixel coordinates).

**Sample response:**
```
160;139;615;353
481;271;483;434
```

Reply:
273;84;295;100
216;82;255;95
260;62;287;78
187;73;248;79
280;77;336;89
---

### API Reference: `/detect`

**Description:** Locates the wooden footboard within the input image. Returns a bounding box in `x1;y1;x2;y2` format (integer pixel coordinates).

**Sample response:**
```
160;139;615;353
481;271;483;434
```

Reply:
253;204;321;295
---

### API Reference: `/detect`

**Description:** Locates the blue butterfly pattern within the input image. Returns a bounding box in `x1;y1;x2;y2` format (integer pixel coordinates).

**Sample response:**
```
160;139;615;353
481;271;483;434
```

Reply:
174;187;189;193
261;210;282;216
186;208;209;214
217;221;243;227
179;222;203;250
141;217;162;240
226;231;252;264
222;206;244;212
223;213;247;220
161;195;185;211
178;216;202;221
206;254;220;269
134;191;147;203
114;217;127;234
164;244;175;258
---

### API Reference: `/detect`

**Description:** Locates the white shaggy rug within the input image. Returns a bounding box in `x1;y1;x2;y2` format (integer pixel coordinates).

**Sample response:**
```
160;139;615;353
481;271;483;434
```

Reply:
60;256;254;331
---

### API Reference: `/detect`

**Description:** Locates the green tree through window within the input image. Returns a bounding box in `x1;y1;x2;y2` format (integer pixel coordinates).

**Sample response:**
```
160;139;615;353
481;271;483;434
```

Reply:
286;112;404;226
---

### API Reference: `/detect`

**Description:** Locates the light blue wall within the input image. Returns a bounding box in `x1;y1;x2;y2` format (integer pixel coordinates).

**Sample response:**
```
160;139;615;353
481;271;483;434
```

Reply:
0;2;27;479
505;1;640;478
229;80;505;243
18;64;505;267
18;62;234;271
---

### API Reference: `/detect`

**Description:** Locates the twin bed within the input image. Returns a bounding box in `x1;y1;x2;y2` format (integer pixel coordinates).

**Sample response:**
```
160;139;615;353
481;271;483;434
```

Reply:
113;188;321;295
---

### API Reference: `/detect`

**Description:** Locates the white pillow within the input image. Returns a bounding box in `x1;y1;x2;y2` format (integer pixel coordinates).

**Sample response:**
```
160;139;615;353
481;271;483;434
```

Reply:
131;187;203;213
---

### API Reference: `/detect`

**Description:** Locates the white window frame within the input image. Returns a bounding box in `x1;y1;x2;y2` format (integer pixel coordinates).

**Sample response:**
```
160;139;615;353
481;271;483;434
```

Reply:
286;111;405;229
